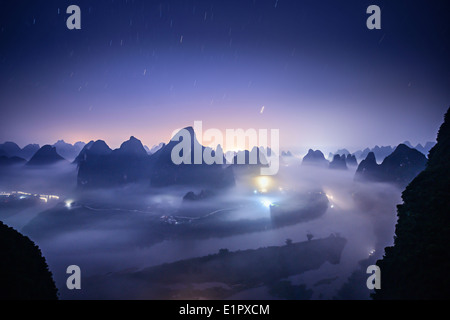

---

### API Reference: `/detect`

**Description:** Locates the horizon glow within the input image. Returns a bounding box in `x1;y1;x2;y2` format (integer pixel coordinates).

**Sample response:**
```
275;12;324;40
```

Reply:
1;1;449;154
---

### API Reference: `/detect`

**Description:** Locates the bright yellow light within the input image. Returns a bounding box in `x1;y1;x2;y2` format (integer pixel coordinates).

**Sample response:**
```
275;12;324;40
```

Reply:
255;176;272;193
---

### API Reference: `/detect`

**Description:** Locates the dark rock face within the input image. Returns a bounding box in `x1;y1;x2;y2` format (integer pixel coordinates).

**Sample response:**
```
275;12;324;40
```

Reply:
302;149;329;167
355;145;427;187
373;108;450;300
26;145;66;166
329;154;348;170
0;221;58;300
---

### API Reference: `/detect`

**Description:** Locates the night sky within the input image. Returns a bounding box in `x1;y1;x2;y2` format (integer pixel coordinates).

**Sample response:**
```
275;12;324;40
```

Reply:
1;0;449;152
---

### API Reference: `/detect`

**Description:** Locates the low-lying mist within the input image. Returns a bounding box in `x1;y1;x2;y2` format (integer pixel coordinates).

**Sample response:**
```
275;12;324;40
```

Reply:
0;160;402;299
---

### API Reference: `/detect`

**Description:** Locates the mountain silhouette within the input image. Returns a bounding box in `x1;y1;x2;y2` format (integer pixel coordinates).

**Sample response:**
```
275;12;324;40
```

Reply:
355;144;427;187
0;142;40;160
21;144;40;160
380;144;427;186
345;154;358;167
149;127;235;188
353;142;434;162
74;140;112;165
77;129;235;189
353;146;393;162
53;140;85;161
413;141;436;156
373;107;450;299
329;154;348;170
0;142;21;158
302;149;329;167
402;140;413;148
149;142;165;154
26;145;66;166
114;136;148;157
355;152;378;180
77;137;148;187
353;147;371;161
337;148;350;155
232;147;269;166
372;145;395;162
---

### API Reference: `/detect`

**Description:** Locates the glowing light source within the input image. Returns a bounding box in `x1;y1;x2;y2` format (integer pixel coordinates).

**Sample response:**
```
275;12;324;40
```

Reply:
65;200;73;208
260;199;273;208
255;176;272;193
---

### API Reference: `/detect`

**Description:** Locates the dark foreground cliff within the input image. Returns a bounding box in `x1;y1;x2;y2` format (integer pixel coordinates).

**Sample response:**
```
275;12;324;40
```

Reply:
0;221;58;300
373;108;450;299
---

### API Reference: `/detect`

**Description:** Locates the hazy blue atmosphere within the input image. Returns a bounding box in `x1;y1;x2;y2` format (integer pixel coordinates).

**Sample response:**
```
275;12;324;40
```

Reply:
1;0;449;301
1;0;449;152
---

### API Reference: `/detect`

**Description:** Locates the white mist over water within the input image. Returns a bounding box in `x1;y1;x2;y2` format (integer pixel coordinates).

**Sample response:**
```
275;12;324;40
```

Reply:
0;162;401;299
